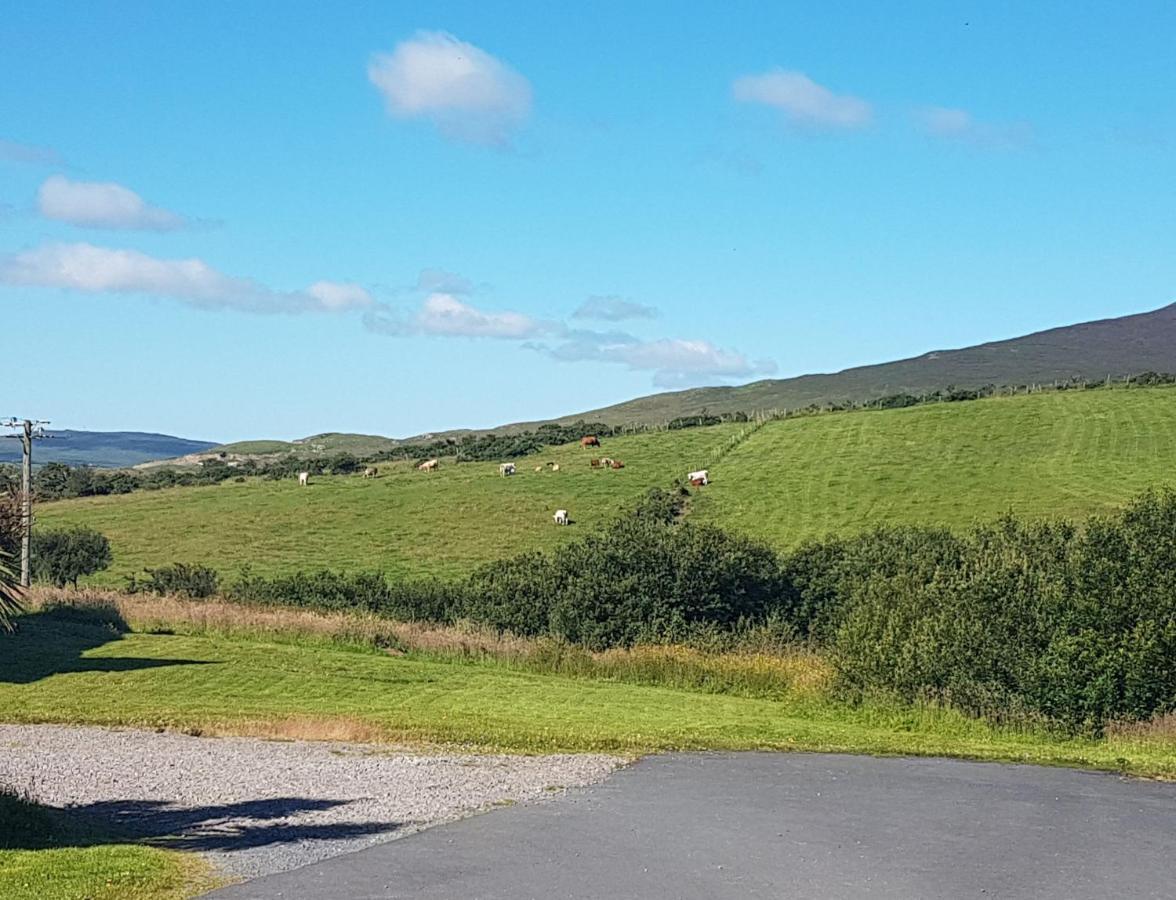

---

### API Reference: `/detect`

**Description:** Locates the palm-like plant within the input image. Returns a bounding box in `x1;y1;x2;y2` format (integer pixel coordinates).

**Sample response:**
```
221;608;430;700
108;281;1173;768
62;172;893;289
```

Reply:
0;550;22;633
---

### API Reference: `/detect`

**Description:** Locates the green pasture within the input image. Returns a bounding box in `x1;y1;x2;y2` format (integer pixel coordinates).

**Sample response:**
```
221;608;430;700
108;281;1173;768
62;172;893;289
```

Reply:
692;386;1176;546
39;425;739;583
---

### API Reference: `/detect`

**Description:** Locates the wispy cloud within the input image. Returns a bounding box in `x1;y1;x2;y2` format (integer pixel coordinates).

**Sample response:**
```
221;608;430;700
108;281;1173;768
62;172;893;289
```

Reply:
365;292;549;339
0;137;63;166
572;295;658;322
545;329;776;387
367;31;533;146
915;106;1032;150
732;69;872;129
0;242;372;314
37;175;188;231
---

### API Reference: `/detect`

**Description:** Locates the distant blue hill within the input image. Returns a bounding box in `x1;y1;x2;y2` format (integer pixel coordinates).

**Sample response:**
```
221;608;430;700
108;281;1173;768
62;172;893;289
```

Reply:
0;430;217;469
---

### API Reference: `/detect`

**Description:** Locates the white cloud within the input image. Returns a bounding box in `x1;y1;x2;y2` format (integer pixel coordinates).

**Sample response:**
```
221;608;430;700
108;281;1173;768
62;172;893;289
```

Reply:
0;137;63;166
572;295;658;322
368;31;532;146
0;242;372;314
38;175;188;231
365;292;547;339
547;329;777;387
732;69;872;129
915;106;1032;150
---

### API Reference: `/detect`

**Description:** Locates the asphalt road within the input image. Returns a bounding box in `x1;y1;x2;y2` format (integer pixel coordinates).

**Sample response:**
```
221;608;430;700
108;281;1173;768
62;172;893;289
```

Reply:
211;753;1176;899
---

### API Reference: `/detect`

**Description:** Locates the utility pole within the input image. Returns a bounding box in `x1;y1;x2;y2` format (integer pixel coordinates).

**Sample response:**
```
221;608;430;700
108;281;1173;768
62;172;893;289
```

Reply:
3;418;49;588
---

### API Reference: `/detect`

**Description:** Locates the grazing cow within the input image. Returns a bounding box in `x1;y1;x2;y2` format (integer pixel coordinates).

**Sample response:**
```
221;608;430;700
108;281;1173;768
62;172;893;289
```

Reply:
590;458;602;468
418;458;439;472
499;462;516;477
687;469;709;485
298;471;309;486
610;460;624;469
363;466;378;479
553;509;569;526
580;436;600;448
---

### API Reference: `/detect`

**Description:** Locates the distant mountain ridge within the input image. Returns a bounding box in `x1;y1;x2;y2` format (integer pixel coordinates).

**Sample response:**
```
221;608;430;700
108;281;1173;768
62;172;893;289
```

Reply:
517;302;1176;427
0;431;216;469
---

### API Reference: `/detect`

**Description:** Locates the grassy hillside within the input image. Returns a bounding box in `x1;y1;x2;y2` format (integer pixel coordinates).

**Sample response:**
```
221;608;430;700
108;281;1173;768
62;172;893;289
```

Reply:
542;302;1176;425
691;385;1176;547
35;386;1176;583
39;425;739;584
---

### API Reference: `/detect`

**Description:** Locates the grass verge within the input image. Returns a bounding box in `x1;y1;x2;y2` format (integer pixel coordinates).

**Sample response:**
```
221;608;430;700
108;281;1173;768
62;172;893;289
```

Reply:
0;786;221;900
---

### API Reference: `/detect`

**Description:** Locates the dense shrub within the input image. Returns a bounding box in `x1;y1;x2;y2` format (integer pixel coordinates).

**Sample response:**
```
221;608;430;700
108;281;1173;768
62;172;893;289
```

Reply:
127;562;219;598
30;526;112;588
229;568;464;623
805;492;1176;730
466;500;786;649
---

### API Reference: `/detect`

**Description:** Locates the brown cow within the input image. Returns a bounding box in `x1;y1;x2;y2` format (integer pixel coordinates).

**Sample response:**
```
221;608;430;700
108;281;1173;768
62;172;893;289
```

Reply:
580;435;600;448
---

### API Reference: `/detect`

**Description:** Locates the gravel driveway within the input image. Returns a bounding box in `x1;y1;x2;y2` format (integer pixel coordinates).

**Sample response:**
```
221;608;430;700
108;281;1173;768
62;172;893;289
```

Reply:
0;724;622;880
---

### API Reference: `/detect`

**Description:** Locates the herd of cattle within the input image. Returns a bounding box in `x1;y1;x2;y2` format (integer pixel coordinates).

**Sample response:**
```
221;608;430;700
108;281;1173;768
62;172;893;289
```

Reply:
295;435;709;526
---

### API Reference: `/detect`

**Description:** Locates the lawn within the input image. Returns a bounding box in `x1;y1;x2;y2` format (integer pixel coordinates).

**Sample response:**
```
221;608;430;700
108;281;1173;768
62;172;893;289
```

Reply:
692;386;1176;547
2;611;1173;778
38;425;740;584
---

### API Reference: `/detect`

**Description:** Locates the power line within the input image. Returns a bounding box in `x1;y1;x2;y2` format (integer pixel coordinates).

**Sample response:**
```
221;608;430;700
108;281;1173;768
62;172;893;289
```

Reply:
2;418;50;588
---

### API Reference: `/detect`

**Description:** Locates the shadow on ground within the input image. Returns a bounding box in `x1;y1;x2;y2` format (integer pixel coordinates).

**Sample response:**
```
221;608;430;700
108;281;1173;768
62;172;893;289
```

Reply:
0;604;213;684
1;793;406;853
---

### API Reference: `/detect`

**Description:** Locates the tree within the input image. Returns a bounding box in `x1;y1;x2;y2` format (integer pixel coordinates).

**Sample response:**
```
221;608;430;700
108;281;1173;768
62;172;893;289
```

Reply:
30;526;112;588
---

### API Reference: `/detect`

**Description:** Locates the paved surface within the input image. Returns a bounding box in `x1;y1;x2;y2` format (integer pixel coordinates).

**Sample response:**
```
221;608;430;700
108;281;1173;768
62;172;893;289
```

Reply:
212;752;1176;899
0;725;620;879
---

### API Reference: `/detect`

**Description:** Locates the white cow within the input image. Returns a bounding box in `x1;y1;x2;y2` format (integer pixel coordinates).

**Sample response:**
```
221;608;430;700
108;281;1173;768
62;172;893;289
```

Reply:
499;463;516;477
553;509;569;526
687;469;709;485
298;471;309;487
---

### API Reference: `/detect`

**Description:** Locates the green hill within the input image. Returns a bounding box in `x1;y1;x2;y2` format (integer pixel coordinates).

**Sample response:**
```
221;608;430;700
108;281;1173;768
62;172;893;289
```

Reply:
35;385;1176;585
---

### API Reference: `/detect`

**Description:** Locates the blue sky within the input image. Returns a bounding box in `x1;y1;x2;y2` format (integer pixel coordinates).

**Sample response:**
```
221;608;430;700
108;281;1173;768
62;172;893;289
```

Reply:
2;1;1173;442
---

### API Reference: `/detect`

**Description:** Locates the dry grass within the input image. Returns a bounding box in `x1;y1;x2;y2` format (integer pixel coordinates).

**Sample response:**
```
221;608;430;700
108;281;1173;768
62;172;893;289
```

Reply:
1106;711;1176;745
25;588;832;701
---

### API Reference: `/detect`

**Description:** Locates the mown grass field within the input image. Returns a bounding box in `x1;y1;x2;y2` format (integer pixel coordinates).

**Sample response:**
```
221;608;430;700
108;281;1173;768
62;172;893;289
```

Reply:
694;386;1176;544
2;609;1174;778
39;425;740;584
37;386;1176;582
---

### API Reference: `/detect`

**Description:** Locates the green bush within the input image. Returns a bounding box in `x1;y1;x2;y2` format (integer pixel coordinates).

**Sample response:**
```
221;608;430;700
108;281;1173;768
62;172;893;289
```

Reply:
466;503;786;650
126;562;219;598
30;526;112;588
809;492;1176;731
229;568;464;622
